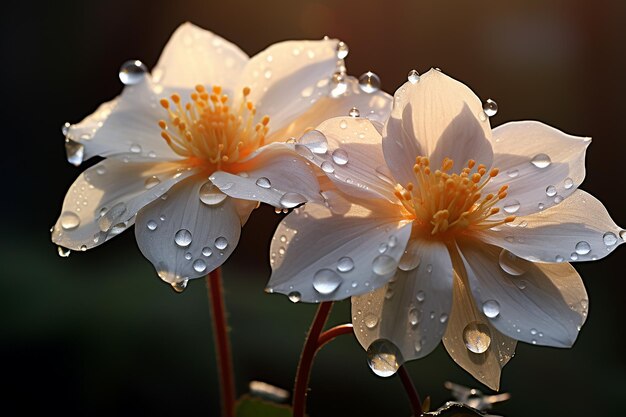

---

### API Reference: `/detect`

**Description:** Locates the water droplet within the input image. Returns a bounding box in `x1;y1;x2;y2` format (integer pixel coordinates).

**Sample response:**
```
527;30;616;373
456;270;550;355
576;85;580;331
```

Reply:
60;211;80;230
65;138;84;166
97;202;127;232
603;232;617;246
279;192;305;209
554;195;563;204
530;153;551;169
530;328;538;335
339;120;348;129
538;203;545;210
416;291;425;302
545;185;557;197
96;166;107;175
215;236;228;250
408;308;420;326
498;249;526;276
193;259;207;273
367;339;402;377
503;199;520;214
335;41;349;59
364;314;379;329
482;300;501;318
407;69;420;84
414;340;422;352
372;255;397;276
288;291;301;303
358;71;381;93
184;252;192;260
312;269;343;294
337;257;354;273
79;245;87;251
331;149;349;165
202;247;212;257
564;178;574;189
483;99;498;117
147;220;158;231
570;252;579;261
321;161;335;173
378;243;388;254
130;143;142;153
61;122;71;136
349;107;360;118
330;71;348;97
198;182;227;206
174;229;192;247
575;241;591;255
57;246;71;257
255;177;271;189
144;176;160;189
298;130;328;154
118;60;148;85
171;279;188;293
463;322;492;354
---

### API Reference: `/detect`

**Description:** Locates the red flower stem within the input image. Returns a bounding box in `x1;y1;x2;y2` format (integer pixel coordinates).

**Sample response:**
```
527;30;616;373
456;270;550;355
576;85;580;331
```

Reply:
292;301;334;417
316;323;354;349
398;364;422;416
206;268;235;417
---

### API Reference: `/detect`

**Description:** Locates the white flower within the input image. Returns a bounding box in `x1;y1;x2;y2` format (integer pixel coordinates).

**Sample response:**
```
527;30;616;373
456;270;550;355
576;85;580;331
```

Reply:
52;22;391;291
266;69;624;388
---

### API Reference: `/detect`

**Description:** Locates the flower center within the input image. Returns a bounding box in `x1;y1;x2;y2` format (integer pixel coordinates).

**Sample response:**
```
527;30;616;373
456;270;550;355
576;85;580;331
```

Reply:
158;85;270;171
394;156;514;240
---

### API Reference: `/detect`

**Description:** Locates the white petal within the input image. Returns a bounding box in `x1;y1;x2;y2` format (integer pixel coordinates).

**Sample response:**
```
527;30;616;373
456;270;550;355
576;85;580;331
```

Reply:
267;75;392;142
476;190;624;263
442;249;517;391
352;239;453;361
458;241;588;348
209;143;321;208
300;116;398;202
266;203;412;302
383;69;493;183
485;121;591;216
134;175;242;285
235;38;340;131
152;22;248;90
51;159;196;251
66;78;180;162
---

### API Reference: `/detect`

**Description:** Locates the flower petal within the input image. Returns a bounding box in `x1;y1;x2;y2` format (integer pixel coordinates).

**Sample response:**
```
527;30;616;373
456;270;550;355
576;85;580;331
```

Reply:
442;249;517;391
51;159;196;251
235;38;340;131
484;121;591;216
458;241;588;348
383;69;493;184
299;116;398;202
66;78;180;162
266;203;412;302
208;143;322;208
476;190;624;263
134;175;242;286
152;22;248;90
352;239;453;361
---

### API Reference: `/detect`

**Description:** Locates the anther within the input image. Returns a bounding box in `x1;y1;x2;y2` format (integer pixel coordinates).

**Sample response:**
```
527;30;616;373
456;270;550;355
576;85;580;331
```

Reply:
159;99;169;109
171;94;181;104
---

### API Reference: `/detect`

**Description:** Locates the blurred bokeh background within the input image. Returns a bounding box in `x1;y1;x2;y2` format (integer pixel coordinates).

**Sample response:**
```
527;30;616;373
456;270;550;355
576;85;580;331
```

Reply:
2;0;625;415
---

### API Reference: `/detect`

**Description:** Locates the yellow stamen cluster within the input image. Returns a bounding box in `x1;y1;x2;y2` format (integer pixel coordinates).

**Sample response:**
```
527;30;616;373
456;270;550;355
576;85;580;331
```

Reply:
394;156;515;239
158;85;270;170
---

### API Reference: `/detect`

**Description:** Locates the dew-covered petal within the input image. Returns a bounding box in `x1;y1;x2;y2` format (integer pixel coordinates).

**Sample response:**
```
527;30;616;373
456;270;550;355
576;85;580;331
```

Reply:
484;121;591;216
352;239;453;361
134;175;242;285
266;203;412;302
442;253;517;391
235;38;340;132
383;69;493;183
297;116;398;202
208;143;321;208
458;241;588;348
476;190;624;263
65;78;181;162
51;159;197;251
152;22;248;90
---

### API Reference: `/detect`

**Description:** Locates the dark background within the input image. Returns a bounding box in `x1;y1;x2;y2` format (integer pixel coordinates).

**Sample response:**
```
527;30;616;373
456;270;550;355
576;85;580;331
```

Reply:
2;0;625;416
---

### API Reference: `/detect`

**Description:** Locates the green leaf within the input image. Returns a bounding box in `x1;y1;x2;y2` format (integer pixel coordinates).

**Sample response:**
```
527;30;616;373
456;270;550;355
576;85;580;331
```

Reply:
423;401;486;416
235;395;293;417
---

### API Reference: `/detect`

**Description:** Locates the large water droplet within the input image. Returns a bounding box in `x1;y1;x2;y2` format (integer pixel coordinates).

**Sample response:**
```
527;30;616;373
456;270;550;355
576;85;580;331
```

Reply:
279;192;305;209
321;161;335;173
193;259;207;273
348;107;360;118
603;232;618;246
416;290;425;302
498;249;526;276
65;138;84;166
288;291;301;303
144;176;160;189
482;99;498;117
530;153;551;168
215;236;228;250
463;322;492;354
98;202;127;232
337;256;354;273
366;339;403;377
503;199;520;214
147;220;158;231
564;177;574;189
407;69;420;84
202;247;212;257
358;71;381;93
57;246;71;257
199;182;227;206
61;122;71;137
372;255;397;276
331;149;349;165
312;269;343;294
364;313;379;329
336;41;349;59
330;71;348;97
298;130;328;154
60;211;80;230
482;300;501;318
174;229;192;247
119;60;148;85
408;308;420;326
575;241;591;255
255;177;271;189
545;185;557;197
171;279;188;293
